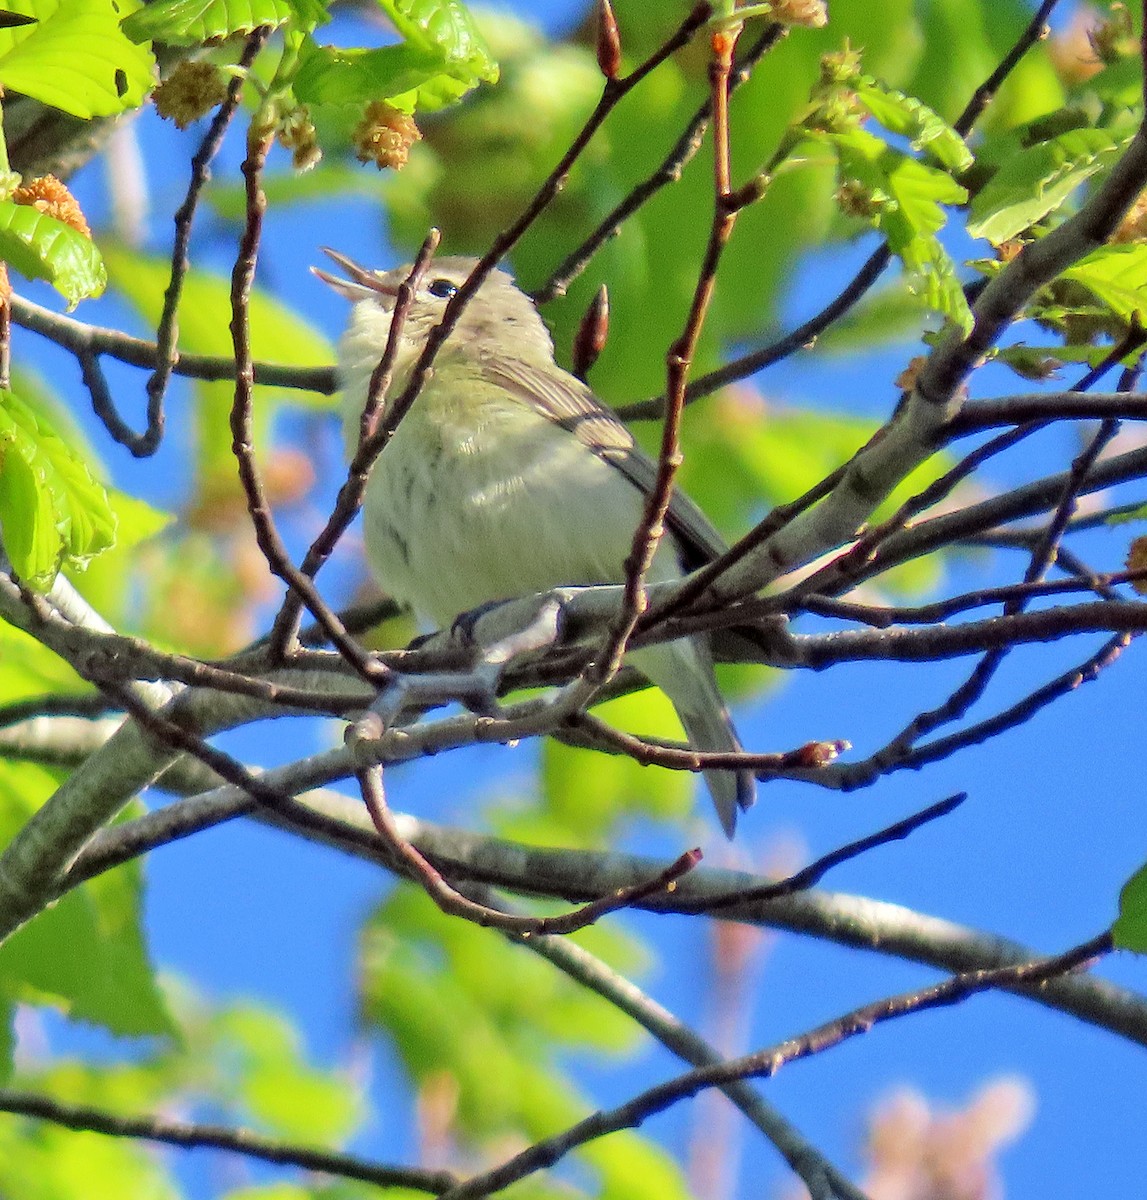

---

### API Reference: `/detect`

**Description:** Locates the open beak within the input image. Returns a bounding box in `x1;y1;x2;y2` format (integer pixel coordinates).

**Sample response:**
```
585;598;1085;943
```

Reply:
311;248;399;303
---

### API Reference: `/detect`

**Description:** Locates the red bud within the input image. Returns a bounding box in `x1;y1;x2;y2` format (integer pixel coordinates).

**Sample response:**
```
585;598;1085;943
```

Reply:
596;0;622;80
572;284;610;380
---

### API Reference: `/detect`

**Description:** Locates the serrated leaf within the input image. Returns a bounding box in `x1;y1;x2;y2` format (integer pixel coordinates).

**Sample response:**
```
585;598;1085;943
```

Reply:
855;77;973;173
1059;243;1147;326
0;201;105;307
294;0;496;110
121;0;327;47
968;127;1130;243
828;129;969;327
831;128;966;251
379;0;497;86
0;389;118;588
0;0;154;117
901;234;973;332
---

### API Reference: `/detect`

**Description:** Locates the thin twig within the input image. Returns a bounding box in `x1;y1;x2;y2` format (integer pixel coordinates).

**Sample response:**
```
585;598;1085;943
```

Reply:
438;932;1111;1199
534;21;785;304
227;128;383;682
0;1089;456;1194
696;793;967;906
10;294;333;393
131;28;272;459
595;20;754;683
355;760;701;935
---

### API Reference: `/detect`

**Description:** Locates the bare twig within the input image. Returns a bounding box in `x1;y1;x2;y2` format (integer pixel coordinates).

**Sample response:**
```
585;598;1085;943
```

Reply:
596;19;759;684
535;20;785;304
10;294;334;393
131;28;273;458
354;759;701;935
227;127;383;682
437;932;1111;1199
0;1089;456;1194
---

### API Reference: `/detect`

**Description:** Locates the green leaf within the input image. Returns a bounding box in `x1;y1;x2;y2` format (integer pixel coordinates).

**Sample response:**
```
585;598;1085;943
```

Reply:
0;389;119;588
379;0;497;94
1059;243;1147;326
900;234;973;333
0;760;175;1038
0;200;105;307
0;0;155;117
121;0;327;47
1114;859;1147;951
827;128;970;328
855;76;974;172
294;0;496;110
968;127;1131;243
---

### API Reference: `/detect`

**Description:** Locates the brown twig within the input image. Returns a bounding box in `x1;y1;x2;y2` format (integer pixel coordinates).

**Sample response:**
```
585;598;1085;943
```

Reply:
796;567;1147;627
0;1088;456;1194
817;633;1131;791
534;20;785;304
683;793;966;907
355;760;701;935
593;20;754;686
438;931;1111;1199
124;29;273;459
227;127;383;683
10;294;334;393
568;711;846;776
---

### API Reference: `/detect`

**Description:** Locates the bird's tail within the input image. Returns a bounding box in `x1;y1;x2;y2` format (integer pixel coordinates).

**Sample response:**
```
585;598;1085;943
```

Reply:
630;642;756;838
677;701;755;839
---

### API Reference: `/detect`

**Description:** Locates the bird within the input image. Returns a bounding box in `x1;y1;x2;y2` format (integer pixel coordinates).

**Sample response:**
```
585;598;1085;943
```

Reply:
315;251;755;836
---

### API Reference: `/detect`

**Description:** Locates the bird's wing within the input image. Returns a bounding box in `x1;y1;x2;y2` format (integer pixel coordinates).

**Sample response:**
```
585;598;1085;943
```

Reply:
483;356;727;569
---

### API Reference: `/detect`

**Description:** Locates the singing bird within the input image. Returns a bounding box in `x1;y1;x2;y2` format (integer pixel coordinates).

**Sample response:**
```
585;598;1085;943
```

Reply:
316;252;755;836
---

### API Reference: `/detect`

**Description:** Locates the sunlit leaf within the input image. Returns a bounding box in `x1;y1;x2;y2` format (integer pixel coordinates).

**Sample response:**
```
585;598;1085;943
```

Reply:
968;127;1131;243
855;77;974;172
0;201;105;307
0;761;175;1039
0;0;154;117
0;389;118;588
1060;243;1147;326
121;0;328;46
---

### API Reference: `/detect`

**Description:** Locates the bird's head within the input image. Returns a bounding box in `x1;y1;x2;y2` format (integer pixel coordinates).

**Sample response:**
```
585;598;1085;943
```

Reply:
314;251;553;362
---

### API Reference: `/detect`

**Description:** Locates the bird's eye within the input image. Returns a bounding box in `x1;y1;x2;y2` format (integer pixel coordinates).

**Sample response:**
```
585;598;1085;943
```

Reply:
427;278;458;300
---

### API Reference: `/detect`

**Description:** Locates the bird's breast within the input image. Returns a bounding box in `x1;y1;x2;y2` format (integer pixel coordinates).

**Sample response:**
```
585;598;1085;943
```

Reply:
358;379;684;627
